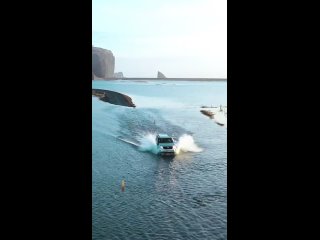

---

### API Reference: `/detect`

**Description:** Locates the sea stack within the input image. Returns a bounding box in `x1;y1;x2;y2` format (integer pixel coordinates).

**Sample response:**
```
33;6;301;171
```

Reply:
157;71;166;78
92;46;115;79
113;72;124;78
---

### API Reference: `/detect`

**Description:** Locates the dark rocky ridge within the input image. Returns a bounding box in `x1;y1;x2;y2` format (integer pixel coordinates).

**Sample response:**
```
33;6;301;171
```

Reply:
200;110;214;118
92;46;115;79
92;89;136;108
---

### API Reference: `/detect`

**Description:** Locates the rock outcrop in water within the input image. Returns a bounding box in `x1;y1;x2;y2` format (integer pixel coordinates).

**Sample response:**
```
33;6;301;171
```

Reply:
92;46;115;79
113;72;124;78
200;106;227;127
92;89;136;107
200;110;215;119
157;71;166;78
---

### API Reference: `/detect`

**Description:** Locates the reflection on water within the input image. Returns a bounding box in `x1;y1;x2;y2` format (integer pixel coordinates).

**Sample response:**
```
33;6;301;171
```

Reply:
93;80;227;240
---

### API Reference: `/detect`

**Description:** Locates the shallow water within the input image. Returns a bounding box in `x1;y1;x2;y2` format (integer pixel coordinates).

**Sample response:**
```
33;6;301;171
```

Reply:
92;80;227;240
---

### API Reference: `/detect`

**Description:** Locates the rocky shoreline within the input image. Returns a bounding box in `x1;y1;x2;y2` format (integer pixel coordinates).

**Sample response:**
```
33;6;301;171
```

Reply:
200;106;227;127
92;89;136;108
200;110;215;118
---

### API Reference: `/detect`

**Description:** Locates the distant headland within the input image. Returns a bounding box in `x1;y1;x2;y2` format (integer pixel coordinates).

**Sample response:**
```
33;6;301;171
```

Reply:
95;77;227;81
92;46;227;81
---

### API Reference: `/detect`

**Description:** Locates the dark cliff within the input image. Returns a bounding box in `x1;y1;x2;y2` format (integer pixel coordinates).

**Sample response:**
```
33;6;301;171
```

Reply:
92;46;115;79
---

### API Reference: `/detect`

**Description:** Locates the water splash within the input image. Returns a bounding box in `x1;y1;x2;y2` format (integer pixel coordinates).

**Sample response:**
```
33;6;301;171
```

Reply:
137;133;202;155
137;133;159;154
176;134;203;154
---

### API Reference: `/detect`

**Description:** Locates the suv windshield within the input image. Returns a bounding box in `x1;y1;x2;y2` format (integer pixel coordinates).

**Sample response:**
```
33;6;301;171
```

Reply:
158;138;173;143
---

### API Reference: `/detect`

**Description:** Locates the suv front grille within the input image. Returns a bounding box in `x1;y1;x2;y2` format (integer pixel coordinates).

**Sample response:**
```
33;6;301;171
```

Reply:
163;146;173;149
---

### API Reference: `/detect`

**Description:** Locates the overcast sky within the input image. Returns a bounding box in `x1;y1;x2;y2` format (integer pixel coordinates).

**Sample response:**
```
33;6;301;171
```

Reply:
93;0;227;78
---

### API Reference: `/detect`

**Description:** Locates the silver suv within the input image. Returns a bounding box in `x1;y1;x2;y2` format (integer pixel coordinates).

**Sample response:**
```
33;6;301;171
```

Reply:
156;134;177;156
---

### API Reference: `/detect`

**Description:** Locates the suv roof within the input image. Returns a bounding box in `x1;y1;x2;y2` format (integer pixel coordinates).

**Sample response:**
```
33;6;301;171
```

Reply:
157;134;170;138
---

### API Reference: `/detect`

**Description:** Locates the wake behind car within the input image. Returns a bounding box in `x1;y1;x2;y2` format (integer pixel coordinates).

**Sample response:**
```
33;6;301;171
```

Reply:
156;134;177;156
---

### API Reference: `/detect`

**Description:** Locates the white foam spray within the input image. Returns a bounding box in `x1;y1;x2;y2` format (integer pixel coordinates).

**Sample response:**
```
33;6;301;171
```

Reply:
137;133;202;155
176;134;203;154
137;133;159;154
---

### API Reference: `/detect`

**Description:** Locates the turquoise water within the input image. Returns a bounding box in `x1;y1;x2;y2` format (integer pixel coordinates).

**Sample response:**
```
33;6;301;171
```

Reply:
92;80;227;240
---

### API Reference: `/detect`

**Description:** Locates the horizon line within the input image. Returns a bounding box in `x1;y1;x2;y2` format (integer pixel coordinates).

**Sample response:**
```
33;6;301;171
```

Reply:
94;77;227;81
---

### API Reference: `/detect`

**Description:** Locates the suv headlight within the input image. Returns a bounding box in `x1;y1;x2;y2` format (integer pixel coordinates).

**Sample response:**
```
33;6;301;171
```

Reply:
160;146;163;149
